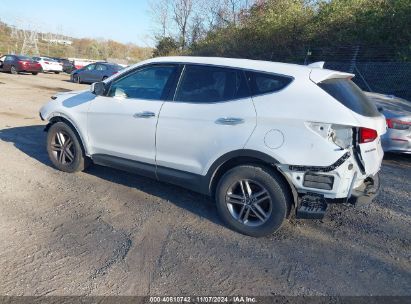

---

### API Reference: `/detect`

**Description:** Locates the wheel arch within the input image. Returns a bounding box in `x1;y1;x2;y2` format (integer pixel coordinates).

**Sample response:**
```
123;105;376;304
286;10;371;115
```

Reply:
45;115;89;156
206;150;297;210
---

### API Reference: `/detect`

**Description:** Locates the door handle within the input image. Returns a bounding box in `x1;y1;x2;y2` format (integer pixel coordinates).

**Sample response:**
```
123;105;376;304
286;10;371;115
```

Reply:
215;117;245;125
133;111;156;118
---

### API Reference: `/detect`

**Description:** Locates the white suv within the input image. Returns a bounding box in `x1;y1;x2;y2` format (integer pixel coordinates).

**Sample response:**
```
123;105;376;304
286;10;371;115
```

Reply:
39;57;386;237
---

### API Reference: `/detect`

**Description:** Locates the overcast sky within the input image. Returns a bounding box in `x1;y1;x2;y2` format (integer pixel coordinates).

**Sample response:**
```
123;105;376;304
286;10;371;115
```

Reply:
0;0;154;47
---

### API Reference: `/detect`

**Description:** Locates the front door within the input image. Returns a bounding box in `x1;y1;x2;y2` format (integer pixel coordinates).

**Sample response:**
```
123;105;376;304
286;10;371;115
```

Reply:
87;64;178;166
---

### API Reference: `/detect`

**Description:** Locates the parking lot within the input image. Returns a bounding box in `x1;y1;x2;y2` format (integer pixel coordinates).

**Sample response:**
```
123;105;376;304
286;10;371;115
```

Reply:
0;72;410;296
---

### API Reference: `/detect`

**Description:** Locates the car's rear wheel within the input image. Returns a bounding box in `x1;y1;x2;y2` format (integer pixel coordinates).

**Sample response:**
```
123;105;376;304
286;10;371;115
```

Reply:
47;122;89;173
10;65;18;74
32;72;38;75
215;165;290;237
54;71;60;74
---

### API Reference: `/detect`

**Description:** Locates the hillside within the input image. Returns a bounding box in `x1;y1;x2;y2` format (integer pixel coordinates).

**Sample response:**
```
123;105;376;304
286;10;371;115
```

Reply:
0;21;152;63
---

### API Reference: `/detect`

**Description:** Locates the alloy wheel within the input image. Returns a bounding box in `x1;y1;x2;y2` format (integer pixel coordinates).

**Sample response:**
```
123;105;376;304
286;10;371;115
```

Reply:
50;131;76;165
225;179;273;227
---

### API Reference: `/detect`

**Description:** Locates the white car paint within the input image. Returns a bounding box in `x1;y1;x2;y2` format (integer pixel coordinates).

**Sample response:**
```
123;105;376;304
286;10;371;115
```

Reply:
33;57;63;72
39;56;386;201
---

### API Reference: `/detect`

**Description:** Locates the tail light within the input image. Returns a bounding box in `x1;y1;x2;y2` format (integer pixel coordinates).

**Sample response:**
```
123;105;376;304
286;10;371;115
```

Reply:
44;61;49;64
359;127;378;144
386;118;411;130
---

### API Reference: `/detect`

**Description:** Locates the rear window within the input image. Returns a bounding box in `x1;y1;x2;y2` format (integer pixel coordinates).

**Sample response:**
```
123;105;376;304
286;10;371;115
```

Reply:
318;78;380;117
16;55;32;61
246;71;293;96
109;64;123;71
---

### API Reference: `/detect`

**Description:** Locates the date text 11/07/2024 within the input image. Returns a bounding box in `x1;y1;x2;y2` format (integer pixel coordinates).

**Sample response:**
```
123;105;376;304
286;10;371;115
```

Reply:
149;296;257;303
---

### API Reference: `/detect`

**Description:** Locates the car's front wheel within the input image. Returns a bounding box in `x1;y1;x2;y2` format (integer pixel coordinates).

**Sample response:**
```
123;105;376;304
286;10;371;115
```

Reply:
47;122;89;173
215;165;290;237
72;74;81;83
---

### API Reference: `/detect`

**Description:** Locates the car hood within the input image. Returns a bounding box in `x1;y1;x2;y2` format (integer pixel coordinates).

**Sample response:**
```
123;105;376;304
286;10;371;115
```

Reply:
55;90;88;97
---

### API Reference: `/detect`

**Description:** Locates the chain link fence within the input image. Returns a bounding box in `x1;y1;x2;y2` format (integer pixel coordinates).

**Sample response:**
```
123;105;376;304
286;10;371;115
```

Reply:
231;45;411;101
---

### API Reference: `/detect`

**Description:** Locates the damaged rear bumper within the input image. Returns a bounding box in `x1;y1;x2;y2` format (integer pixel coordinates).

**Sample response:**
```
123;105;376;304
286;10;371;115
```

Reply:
278;150;381;219
347;173;380;205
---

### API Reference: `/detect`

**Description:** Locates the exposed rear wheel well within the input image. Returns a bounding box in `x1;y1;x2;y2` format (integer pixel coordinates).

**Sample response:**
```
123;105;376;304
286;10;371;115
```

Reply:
209;156;296;213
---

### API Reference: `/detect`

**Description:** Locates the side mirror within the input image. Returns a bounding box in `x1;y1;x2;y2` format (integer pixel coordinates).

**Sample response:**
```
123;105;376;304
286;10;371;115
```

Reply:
91;82;105;96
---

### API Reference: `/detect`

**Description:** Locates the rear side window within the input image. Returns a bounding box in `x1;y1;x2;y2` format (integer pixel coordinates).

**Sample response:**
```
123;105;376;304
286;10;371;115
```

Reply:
96;64;108;71
175;65;250;103
318;78;380;117
246;71;293;96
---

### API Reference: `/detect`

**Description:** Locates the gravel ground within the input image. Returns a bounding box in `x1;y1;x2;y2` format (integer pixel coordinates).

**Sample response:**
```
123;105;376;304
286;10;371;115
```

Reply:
0;72;410;296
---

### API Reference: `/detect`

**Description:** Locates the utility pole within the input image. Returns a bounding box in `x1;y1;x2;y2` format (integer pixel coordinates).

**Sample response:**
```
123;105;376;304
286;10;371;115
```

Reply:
21;24;39;55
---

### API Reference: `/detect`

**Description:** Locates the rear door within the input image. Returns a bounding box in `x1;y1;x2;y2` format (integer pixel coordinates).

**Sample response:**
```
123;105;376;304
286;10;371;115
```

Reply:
94;64;108;81
156;64;256;176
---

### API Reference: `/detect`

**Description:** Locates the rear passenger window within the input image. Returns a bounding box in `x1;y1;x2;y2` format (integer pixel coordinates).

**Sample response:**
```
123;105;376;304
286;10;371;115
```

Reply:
175;65;250;103
247;72;293;96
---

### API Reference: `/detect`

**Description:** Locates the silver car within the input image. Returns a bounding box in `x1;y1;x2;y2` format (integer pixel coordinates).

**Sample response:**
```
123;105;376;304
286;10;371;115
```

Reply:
366;92;411;153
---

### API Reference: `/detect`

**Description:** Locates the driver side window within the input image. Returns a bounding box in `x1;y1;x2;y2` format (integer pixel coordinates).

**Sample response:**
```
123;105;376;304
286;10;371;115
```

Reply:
107;65;176;100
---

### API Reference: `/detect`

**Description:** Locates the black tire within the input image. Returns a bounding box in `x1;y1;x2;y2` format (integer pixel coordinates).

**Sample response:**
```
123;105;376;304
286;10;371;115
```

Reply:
215;165;291;237
46;122;89;173
10;65;18;74
32;72;38;75
73;74;81;84
54;71;60;74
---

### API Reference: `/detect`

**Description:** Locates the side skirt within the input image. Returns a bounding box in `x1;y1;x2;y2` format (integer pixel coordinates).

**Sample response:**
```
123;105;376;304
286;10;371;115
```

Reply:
91;154;210;195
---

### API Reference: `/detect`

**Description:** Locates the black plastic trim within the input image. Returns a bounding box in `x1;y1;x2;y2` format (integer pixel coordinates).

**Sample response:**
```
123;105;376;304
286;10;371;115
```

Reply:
288;152;351;172
92;154;157;179
90;150;281;196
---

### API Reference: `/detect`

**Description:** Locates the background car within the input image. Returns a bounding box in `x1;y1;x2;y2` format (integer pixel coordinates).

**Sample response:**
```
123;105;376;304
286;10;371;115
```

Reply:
70;62;123;84
50;57;75;73
0;54;42;75
366;92;411;153
62;59;75;74
32;56;63;74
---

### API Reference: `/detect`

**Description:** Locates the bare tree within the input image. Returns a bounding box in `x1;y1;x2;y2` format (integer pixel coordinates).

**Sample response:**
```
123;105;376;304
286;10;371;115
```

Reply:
149;0;171;38
172;0;193;49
